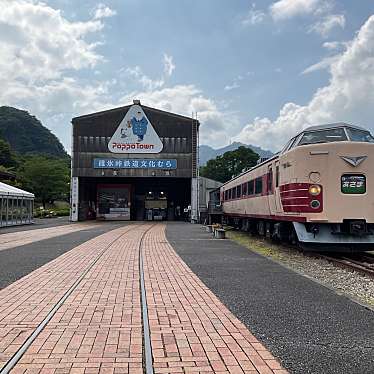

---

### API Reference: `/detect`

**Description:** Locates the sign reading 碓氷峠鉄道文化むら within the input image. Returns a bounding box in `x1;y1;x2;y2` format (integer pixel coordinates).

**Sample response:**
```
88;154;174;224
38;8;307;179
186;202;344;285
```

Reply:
93;159;177;169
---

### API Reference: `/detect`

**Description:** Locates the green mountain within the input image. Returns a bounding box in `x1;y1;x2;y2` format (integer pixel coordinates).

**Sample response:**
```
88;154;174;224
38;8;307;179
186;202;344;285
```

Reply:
0;106;68;159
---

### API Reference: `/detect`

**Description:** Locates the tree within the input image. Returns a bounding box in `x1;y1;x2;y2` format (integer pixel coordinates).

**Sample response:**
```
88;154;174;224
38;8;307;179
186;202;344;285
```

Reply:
200;146;259;182
19;156;70;208
0;106;69;159
0;138;17;168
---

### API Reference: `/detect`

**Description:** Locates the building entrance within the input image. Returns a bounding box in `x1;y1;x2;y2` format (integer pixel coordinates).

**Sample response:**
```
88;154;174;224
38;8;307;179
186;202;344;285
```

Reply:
79;177;190;221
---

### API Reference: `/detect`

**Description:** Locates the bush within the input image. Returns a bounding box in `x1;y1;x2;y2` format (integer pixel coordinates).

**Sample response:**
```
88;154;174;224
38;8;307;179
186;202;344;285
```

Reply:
34;208;70;218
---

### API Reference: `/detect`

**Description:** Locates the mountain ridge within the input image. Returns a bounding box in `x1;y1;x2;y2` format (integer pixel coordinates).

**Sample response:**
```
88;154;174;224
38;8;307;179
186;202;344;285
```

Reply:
199;142;273;166
0;106;68;159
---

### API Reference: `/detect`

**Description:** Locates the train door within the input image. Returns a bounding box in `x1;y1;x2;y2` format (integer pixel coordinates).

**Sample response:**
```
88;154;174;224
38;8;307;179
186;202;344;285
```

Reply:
274;161;282;212
267;165;277;215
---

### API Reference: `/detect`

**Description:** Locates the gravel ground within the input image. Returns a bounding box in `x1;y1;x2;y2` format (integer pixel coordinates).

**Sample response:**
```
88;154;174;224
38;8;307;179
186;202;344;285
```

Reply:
226;229;374;309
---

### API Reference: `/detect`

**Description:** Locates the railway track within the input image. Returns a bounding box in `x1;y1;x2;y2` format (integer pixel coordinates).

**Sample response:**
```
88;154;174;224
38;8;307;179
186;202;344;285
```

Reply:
226;226;374;278
311;252;374;278
0;223;156;374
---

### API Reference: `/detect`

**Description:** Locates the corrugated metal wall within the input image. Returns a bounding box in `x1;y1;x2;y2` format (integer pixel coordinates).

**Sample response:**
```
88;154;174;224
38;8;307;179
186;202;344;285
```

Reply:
72;105;199;179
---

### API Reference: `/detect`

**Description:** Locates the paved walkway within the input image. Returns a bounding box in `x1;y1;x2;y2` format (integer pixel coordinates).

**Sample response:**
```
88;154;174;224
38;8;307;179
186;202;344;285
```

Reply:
0;223;102;252
0;223;286;373
166;223;374;374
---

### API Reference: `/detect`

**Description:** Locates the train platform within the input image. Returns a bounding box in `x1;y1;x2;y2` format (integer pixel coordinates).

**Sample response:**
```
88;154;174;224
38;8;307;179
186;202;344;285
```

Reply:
0;223;286;374
167;223;374;374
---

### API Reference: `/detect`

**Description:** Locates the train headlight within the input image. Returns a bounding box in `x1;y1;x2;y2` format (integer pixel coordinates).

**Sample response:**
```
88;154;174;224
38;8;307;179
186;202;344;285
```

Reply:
310;200;321;209
309;185;321;196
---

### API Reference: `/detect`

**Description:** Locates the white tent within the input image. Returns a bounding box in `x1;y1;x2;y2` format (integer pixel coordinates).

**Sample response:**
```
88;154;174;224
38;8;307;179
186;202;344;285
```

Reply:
0;182;34;227
0;182;34;198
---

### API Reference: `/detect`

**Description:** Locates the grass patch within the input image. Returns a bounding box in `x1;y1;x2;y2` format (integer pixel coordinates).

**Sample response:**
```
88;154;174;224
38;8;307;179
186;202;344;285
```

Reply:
225;228;286;260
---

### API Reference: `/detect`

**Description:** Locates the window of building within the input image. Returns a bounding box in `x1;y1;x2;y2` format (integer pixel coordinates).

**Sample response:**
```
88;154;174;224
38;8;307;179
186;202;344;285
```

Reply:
268;168;273;193
255;177;263;194
298;128;347;146
276;165;280;187
237;185;241;198
242;182;247;196
247;180;254;195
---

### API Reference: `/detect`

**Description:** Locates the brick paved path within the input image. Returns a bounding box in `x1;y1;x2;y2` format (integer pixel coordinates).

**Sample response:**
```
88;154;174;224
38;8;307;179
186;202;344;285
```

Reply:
0;223;102;252
0;223;287;373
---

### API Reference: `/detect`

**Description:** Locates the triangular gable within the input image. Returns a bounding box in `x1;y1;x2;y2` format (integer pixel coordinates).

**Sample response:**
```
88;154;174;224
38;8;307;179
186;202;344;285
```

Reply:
108;104;163;153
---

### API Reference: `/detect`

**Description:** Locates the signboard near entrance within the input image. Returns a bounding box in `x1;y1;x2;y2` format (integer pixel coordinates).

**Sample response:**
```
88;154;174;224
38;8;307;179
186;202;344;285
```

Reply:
108;104;163;153
93;158;177;169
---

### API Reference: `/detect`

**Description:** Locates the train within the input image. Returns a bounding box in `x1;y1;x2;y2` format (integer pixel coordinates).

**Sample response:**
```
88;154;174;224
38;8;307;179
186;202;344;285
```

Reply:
218;123;374;251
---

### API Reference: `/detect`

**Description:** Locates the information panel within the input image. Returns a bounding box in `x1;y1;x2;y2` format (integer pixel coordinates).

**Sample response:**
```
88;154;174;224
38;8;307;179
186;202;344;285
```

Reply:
341;174;366;194
93;158;177;169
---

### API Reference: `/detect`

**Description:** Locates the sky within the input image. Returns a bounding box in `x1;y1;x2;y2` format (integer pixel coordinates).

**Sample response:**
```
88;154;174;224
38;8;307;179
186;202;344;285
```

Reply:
1;0;374;153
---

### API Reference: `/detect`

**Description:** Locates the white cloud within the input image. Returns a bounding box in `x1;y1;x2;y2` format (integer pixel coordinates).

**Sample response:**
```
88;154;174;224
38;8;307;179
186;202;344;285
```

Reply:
120;85;241;147
242;6;266;26
163;54;176;77
301;54;340;74
0;0;115;151
309;14;345;37
0;1;237;151
123;66;165;90
224;82;240;91
269;0;343;37
0;0;104;83
322;40;347;50
234;15;374;151
93;3;117;19
123;53;175;91
270;0;322;21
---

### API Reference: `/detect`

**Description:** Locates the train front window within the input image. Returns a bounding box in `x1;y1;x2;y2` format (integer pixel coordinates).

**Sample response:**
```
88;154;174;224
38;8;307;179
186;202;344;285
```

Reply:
298;128;347;146
346;128;374;143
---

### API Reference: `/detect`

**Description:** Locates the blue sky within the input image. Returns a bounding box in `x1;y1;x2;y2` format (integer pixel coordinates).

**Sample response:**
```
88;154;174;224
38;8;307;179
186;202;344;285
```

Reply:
1;0;374;152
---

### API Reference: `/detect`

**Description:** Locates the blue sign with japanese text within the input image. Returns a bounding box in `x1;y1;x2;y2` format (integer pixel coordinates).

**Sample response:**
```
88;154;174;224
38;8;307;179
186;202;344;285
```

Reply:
93;158;177;169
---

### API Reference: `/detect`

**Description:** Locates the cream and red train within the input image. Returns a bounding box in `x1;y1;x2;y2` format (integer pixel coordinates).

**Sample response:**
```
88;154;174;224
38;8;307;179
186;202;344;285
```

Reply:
220;123;374;251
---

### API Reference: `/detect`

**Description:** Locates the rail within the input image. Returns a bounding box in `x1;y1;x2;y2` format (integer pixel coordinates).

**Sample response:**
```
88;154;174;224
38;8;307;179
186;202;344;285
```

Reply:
0;223;156;374
314;252;374;278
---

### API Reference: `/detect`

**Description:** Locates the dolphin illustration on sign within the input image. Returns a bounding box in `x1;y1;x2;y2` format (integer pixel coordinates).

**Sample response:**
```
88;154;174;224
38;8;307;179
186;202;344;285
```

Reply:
108;104;163;153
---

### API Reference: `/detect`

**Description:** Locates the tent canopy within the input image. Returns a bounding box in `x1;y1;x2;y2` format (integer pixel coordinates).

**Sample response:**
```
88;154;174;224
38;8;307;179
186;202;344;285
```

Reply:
0;182;34;198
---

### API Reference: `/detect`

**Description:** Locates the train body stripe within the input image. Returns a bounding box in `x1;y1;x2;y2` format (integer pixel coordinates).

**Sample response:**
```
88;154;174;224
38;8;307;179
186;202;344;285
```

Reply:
223;212;307;222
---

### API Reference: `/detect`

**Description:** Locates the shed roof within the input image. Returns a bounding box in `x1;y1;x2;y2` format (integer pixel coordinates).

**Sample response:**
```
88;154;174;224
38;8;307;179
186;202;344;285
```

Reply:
0;182;34;198
72;103;199;124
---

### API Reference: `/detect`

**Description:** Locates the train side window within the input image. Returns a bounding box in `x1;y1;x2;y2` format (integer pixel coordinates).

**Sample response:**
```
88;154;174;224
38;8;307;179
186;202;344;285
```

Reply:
255;177;263;194
232;188;236;199
247;180;254;195
268;168;273;192
237;185;242;197
276;166;279;187
242;183;247;196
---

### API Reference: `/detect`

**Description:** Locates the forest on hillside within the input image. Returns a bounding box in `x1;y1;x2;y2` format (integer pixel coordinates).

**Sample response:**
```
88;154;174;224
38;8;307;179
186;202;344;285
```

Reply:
0;107;70;210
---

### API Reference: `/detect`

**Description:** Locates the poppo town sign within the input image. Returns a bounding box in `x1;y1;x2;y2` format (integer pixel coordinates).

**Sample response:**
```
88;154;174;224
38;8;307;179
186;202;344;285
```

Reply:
108;104;163;153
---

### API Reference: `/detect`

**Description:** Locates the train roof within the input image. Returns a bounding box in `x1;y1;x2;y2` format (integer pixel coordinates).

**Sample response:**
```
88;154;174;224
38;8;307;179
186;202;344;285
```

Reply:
300;122;367;134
